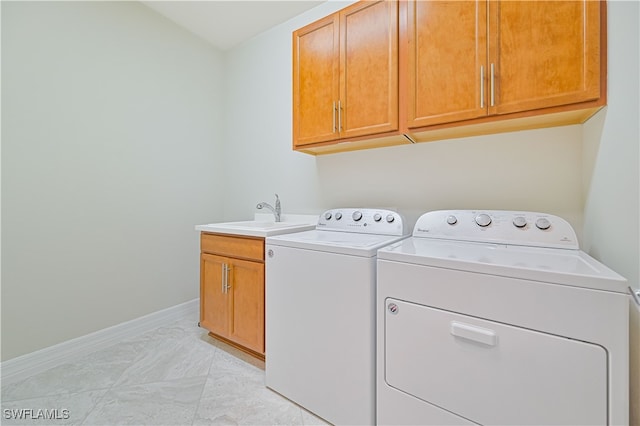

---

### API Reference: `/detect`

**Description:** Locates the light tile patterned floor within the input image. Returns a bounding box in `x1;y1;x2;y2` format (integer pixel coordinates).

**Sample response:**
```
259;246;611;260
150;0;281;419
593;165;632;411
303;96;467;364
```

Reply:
1;315;328;425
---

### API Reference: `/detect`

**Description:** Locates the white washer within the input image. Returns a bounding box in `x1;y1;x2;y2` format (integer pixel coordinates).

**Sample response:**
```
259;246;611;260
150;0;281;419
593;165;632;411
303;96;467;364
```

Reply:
266;208;408;425
377;210;629;426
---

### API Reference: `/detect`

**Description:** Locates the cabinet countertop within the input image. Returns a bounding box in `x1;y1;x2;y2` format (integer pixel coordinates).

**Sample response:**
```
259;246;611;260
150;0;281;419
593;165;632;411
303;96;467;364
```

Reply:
195;213;317;238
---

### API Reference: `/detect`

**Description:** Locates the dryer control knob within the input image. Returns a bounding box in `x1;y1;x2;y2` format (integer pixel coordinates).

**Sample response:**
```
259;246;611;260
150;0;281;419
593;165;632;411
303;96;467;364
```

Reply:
335;212;342;220
324;212;332;220
446;215;458;225
513;216;527;228
386;214;395;223
352;211;363;221
373;213;382;222
536;217;551;230
475;213;492;227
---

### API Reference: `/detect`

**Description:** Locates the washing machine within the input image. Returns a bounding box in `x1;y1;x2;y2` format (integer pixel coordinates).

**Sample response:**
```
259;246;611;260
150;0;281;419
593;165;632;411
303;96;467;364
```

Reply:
266;208;408;425
377;210;629;426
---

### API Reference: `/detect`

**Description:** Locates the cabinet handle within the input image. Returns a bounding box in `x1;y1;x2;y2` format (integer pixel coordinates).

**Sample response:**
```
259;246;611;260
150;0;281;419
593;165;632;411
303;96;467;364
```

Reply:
490;63;495;107
222;263;227;294
220;263;231;294
225;264;229;293
221;263;226;293
337;100;342;132
480;65;485;108
332;101;337;133
224;265;231;293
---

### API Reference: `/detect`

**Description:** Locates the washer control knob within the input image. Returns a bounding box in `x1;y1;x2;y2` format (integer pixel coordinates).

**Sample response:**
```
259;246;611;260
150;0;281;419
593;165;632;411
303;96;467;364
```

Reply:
352;211;363;221
536;217;551;230
324;212;332;220
386;214;395;223
446;215;458;225
335;212;342;220
373;213;382;222
475;213;492;227
513;216;527;228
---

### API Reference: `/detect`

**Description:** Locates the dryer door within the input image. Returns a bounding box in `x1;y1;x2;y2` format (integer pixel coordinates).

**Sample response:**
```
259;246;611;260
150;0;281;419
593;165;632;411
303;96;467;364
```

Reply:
383;298;607;425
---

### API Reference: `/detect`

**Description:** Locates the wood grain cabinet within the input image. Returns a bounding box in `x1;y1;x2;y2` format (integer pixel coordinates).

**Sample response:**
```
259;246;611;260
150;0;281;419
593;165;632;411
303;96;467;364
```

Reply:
405;0;605;134
200;233;265;359
292;0;606;154
293;0;402;152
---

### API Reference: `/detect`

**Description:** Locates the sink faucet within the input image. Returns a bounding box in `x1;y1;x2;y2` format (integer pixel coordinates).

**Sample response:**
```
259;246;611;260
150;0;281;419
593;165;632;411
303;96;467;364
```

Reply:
256;194;281;222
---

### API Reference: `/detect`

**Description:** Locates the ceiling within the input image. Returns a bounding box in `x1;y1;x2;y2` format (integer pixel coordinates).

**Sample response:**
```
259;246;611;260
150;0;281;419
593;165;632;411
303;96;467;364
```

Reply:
141;1;325;51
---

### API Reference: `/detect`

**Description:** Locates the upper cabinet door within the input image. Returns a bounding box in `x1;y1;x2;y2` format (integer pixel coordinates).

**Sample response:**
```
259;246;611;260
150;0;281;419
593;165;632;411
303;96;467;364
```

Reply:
293;14;340;147
339;0;399;139
489;0;602;115
406;0;488;128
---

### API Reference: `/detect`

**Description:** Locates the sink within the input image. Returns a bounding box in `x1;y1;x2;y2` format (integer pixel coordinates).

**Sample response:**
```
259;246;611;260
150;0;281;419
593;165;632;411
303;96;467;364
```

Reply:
195;219;316;237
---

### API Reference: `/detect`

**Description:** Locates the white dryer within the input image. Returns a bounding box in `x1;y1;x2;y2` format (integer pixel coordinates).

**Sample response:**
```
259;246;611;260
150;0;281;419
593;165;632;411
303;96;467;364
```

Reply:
266;208;408;425
377;210;629;426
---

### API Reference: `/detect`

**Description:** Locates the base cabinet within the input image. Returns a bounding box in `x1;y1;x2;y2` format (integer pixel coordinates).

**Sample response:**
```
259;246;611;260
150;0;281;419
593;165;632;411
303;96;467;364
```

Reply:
200;233;265;358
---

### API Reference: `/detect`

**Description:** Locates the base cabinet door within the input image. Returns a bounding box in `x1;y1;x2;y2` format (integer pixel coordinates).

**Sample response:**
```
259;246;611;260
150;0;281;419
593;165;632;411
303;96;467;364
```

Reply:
227;257;265;354
200;254;229;338
200;251;265;357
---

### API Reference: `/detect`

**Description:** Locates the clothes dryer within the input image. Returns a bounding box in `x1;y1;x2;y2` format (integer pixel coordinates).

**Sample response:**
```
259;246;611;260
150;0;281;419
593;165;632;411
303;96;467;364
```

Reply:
266;208;408;425
377;210;629;425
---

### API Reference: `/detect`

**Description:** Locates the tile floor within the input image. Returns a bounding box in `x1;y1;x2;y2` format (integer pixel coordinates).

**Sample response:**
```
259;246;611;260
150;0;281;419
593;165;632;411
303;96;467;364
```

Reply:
1;314;328;425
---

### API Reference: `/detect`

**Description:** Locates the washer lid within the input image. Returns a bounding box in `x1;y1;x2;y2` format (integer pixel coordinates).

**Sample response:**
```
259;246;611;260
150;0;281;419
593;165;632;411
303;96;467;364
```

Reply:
378;238;628;294
267;229;408;257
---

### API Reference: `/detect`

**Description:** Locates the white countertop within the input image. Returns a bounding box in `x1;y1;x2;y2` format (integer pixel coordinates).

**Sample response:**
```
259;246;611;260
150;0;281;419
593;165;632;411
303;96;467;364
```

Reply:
195;213;318;238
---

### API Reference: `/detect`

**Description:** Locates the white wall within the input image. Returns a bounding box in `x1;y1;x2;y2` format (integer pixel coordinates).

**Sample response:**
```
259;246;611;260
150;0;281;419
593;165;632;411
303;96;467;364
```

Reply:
223;1;583;234
583;1;639;290
2;3;637;419
1;1;226;361
227;3;638;422
582;2;640;423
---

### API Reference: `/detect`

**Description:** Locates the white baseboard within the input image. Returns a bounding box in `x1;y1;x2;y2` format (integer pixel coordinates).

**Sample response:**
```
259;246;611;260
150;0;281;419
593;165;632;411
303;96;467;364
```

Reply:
1;299;199;385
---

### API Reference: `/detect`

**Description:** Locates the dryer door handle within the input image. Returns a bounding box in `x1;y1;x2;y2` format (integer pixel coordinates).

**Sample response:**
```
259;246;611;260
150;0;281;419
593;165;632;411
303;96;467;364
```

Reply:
450;322;497;346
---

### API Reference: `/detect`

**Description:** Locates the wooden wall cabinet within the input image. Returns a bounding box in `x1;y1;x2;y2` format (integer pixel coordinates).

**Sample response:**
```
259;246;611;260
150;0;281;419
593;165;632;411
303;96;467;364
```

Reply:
291;0;606;155
404;0;606;140
293;0;405;154
200;233;265;359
